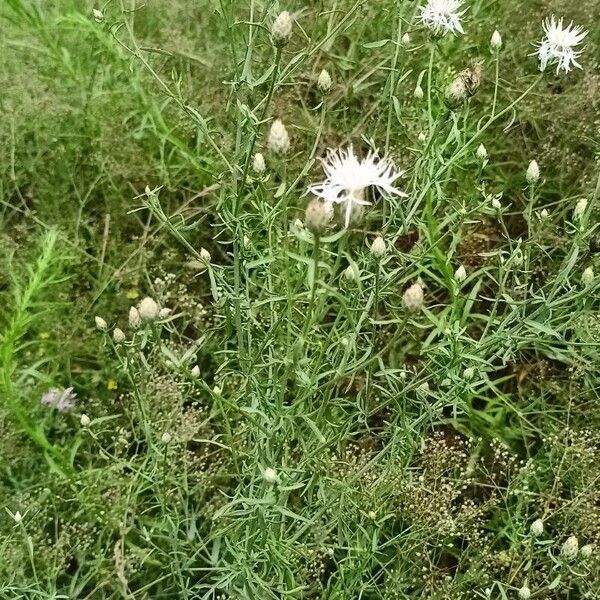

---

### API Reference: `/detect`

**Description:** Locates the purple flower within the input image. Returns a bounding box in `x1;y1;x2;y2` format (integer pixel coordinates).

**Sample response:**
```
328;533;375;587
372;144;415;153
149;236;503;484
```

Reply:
41;387;76;413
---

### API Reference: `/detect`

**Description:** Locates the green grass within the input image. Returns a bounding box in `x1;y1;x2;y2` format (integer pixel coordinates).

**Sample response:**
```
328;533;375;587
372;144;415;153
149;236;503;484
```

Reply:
1;0;600;598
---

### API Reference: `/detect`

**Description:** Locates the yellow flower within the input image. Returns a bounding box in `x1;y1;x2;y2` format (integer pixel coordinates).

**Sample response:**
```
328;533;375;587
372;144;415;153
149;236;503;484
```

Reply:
107;379;118;391
126;289;139;300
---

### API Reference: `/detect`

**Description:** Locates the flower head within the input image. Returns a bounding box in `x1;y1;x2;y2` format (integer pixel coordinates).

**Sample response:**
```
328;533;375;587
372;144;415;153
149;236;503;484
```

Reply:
536;16;587;74
41;387;76;413
271;11;293;46
308;146;406;228
138;297;159;321
561;535;579;560
418;0;466;36
267;119;290;155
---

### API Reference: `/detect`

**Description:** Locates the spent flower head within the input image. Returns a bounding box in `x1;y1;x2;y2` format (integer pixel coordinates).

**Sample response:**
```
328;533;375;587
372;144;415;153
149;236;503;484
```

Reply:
308;145;406;228
304;198;333;233
418;0;466;36
536;16;587;74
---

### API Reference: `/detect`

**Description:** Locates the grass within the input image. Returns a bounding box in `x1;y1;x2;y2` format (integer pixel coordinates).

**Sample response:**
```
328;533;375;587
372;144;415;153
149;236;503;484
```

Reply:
1;0;600;598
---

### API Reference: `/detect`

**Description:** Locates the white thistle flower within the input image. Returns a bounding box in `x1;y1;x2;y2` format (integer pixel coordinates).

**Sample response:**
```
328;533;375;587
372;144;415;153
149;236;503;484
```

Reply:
267;119;290;155
307;146;406;228
530;519;544;537
317;69;332;94
253;152;266;174
95;316;107;331
418;0;466;36
526;160;540;184
536;16;587;74
138;297;159;321
271;11;293;46
490;29;502;52
113;327;126;343
370;236;386;257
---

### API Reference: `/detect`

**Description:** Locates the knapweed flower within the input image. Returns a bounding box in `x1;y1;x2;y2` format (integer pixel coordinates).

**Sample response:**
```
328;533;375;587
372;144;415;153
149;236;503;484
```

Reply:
304;198;333;233
267;119;290;155
536;16;587;74
526;160;540;184
41;387;76;412
561;535;579;560
418;0;466;36
454;264;467;282
403;282;424;311
138;296;159;321
95;316;107;331
370;236;386;257
476;144;487;161
253;152;266;174
128;306;141;329
530;518;544;537
582;266;594;286
317;69;332;94
271;11;293;46
490;29;502;52
113;327;126;343
308;146;406;228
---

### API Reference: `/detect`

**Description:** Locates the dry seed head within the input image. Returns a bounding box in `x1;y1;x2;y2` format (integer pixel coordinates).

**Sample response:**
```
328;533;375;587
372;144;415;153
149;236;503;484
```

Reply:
95;316;108;331
80;414;91;427
271;11;293;46
253;152;266;174
582;266;594;286
268;119;290;155
490;29;502;51
526;160;540;184
139;297;159;321
403;282;424;311
113;327;126;343
317;69;332;94
128;307;141;329
370;236;386;257
305;198;332;233
561;536;579;560
445;76;468;106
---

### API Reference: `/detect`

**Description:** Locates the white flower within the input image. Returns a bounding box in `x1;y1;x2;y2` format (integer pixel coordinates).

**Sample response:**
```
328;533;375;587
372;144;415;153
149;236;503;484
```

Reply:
128;307;141;329
308;146;406;228
490;29;502;52
317;69;332;94
113;327;126;343
253;152;266;174
454;264;467;282
262;467;279;484
271;11;292;46
476;144;487;161
582;266;594;286
536;16;587;74
95;316;107;331
530;519;544;537
138;297;159;321
370;236;386;257
526;160;540;184
561;535;579;560
267;119;290;155
418;0;466;36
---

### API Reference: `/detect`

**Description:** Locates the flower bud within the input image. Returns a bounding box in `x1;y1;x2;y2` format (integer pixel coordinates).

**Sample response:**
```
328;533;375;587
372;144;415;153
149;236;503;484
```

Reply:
476;144;487;161
138;297;159;321
539;208;549;219
200;248;211;263
161;432;172;444
418;132;427;143
491;197;502;210
80;414;91;427
463;367;475;380
403;282;424;311
413;84;424;100
158;307;172;318
317;69;332;94
343;264;359;282
271;11;293;46
370;236;386;258
574;198;588;220
526;160;540;184
454;265;467;283
92;8;104;22
305;198;333;233
267;119;290;155
95;316;108;331
561;535;579;560
401;33;411;45
580;544;594;559
582;266;594;286
490;30;502;52
128;307;141;329
191;365;200;378
113;327;126;343
262;467;279;484
13;511;23;524
253;152;266;174
530;519;544;537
